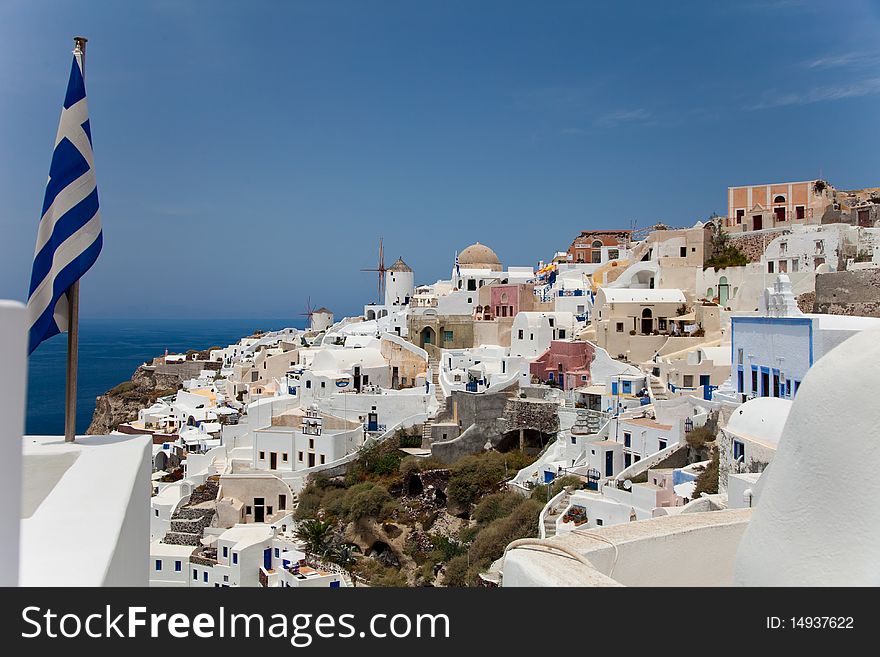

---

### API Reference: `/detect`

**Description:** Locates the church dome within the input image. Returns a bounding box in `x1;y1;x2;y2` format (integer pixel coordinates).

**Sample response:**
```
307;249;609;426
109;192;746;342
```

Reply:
458;242;501;271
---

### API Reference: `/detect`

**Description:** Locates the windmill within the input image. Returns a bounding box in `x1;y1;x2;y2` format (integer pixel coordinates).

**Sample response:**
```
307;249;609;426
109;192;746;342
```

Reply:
360;237;387;304
300;296;316;330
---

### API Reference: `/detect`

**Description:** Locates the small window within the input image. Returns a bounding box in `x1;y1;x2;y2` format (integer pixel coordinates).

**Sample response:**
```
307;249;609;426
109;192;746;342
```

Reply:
571;436;577;444
733;440;745;461
320;455;326;464
275;548;280;558
279;495;286;511
659;439;667;451
624;432;631;448
175;560;182;572
768;261;774;273
443;330;454;342
518;329;524;340
558;329;566;339
309;438;314;449
298;451;303;462
680;246;687;257
282;452;288;462
232;553;238;565
306;380;311;389
259;451;265;460
321;381;325;388
245;506;252;515
616;322;624;333
596;519;604;526
223;546;228;558
193;569;198;580
155;560;162;572
203;572;208;583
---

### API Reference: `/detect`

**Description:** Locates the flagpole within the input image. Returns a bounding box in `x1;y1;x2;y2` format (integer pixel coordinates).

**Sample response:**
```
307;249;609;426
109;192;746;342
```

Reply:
64;35;87;443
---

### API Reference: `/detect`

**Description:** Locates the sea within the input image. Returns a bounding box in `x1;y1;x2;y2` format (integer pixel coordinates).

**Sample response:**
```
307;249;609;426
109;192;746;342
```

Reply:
26;317;307;436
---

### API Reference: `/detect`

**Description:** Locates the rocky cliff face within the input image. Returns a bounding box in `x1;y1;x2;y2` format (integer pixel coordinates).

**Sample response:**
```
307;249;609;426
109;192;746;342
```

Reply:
86;365;182;435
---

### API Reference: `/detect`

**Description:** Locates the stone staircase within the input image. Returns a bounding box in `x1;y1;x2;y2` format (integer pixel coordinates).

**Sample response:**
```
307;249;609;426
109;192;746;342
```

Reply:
422;356;447;445
162;478;218;546
542;490;572;539
163;507;215;546
649;375;669;402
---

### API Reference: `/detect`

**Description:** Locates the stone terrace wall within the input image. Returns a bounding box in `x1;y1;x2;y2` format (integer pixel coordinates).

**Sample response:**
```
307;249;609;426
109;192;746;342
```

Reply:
729;231;787;263
814;269;880;317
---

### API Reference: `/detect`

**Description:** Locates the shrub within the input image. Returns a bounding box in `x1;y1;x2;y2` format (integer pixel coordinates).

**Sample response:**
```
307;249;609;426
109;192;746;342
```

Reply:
348;483;393;521
441;555;471;587
467;498;543;570
693;449;719;499
108;380;137;396
686;424;716;449
431;535;468;562
399;455;422;480
447;452;508;510
472;492;524;525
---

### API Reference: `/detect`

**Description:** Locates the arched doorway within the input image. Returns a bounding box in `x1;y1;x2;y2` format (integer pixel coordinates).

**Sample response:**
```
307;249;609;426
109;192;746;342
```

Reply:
718;276;730;305
641;308;653;334
420;326;435;348
366;309;376;320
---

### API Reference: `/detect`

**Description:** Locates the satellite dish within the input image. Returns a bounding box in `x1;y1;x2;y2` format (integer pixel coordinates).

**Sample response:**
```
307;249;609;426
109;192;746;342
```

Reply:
623;479;632;490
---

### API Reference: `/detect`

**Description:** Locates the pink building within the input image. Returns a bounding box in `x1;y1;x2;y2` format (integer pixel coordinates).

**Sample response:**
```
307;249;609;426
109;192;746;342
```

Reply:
530;340;595;390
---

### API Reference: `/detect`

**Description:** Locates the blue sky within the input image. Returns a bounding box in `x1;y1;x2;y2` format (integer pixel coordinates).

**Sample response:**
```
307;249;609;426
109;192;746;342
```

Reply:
1;0;879;319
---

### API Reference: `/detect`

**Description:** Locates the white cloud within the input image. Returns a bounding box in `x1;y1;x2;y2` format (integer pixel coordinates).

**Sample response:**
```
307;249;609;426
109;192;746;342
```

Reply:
594;108;652;128
749;77;880;109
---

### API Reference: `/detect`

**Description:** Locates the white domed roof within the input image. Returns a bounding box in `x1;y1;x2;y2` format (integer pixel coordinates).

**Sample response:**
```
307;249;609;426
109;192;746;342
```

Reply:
458;242;501;270
725;397;792;447
734;329;880;585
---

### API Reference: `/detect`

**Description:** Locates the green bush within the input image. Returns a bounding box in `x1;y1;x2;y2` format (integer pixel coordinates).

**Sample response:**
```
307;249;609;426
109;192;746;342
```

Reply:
467;498;543;569
108;380;137;396
441;555;471;587
472;492;525;525
431;535;467;562
693;449;719;499
447;452;508;510
348;483;393;521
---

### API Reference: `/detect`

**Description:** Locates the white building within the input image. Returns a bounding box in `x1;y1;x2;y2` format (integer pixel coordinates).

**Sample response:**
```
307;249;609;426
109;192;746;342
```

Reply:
729;274;880;401
510;311;577;359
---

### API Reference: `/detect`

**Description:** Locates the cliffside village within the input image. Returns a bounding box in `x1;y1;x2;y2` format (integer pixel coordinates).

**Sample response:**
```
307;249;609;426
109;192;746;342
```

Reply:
82;178;880;587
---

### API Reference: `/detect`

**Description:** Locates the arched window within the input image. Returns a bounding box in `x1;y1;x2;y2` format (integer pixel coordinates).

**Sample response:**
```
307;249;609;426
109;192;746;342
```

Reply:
591;240;604;248
773;195;785;203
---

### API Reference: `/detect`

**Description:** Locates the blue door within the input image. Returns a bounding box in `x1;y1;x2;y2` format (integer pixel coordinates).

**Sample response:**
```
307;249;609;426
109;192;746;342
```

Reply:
605;451;614;477
263;548;272;570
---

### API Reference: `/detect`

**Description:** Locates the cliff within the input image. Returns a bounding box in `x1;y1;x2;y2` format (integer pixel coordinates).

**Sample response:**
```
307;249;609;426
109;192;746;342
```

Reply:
86;364;182;435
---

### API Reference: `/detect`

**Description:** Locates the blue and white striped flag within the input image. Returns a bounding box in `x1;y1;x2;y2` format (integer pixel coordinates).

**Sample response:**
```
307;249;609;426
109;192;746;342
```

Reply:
454;251;460;278
27;48;102;355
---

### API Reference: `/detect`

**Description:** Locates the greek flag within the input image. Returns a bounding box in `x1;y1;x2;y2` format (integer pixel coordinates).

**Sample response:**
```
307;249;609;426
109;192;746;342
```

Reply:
27;50;102;355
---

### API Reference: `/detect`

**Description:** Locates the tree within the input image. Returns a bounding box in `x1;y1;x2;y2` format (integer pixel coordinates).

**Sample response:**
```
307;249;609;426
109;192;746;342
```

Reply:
295;519;334;557
328;542;361;587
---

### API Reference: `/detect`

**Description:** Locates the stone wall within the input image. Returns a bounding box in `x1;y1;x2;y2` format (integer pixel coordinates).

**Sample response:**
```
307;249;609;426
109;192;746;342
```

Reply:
502;399;560;434
729;231;785;263
813;269;880;317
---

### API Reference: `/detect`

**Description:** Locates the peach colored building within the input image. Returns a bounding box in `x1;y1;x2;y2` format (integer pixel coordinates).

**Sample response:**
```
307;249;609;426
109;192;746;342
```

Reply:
567;230;632;264
726;180;833;232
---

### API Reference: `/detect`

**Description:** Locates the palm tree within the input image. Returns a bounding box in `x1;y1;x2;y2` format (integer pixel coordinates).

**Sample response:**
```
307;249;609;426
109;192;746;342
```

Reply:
329;542;361;587
295;519;333;557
